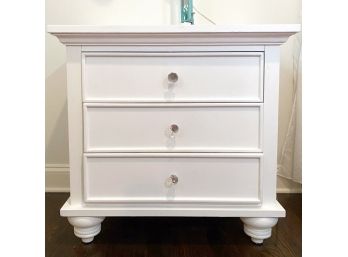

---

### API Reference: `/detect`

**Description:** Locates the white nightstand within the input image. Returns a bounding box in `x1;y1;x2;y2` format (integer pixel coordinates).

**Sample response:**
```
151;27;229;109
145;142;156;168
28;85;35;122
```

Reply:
48;24;300;244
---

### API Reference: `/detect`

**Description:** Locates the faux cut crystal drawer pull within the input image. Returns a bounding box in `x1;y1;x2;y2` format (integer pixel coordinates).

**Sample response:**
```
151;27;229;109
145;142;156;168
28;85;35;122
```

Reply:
169;124;179;137
168;72;179;83
169;174;179;185
165;174;179;187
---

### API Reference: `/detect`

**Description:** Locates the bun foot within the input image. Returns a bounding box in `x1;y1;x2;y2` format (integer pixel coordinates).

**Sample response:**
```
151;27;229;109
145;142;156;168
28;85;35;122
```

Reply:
240;217;278;244
67;216;105;243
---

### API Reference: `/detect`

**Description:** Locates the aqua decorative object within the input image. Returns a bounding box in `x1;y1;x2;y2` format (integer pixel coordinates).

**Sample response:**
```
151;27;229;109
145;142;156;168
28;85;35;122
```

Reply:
181;0;194;24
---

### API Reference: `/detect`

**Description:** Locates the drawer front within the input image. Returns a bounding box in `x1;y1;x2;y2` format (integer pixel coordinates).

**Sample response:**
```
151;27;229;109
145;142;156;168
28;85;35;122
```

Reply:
82;52;264;102
84;104;262;152
83;154;261;204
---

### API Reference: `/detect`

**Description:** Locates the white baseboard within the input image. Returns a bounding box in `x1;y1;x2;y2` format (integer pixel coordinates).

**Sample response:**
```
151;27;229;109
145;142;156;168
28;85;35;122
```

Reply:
276;188;302;193
45;164;70;192
45;164;302;193
276;175;302;193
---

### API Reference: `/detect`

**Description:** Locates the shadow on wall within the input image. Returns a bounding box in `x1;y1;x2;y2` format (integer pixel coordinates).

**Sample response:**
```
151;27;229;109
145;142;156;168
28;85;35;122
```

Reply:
45;64;69;164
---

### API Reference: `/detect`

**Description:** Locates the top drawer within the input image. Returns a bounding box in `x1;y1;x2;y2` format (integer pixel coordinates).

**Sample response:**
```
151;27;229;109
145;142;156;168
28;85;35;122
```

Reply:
82;52;264;102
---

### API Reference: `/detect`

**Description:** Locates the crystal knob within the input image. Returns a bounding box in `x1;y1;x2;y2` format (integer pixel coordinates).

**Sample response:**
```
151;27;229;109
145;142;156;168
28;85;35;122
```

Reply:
169;174;179;185
168;72;179;83
170;124;179;133
169;124;179;138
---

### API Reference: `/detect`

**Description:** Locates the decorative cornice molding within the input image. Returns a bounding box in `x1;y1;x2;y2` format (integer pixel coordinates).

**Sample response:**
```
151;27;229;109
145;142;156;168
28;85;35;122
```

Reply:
47;25;301;46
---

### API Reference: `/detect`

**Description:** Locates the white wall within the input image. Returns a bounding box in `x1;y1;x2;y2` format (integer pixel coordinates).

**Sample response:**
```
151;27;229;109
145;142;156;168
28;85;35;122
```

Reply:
45;0;301;192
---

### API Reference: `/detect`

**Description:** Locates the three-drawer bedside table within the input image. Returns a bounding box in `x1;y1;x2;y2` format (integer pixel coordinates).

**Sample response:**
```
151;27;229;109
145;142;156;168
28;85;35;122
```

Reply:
48;25;300;244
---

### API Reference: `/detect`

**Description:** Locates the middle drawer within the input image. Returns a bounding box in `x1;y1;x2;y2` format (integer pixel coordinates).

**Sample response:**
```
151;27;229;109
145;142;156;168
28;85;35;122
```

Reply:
84;103;262;153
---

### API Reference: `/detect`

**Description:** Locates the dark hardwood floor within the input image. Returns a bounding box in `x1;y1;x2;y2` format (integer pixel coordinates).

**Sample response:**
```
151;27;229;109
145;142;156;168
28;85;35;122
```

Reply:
46;193;301;257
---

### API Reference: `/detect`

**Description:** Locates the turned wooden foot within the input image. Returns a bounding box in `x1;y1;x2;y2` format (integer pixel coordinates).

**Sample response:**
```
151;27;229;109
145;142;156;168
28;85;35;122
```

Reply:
67;217;105;243
240;217;278;244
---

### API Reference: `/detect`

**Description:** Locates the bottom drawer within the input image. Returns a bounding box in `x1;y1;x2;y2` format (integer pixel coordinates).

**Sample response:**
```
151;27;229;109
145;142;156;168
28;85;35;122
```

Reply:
83;154;262;205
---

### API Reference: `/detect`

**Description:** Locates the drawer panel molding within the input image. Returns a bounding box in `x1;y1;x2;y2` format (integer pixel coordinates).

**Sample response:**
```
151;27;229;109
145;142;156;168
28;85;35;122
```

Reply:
83;153;263;205
82;52;264;102
83;103;263;153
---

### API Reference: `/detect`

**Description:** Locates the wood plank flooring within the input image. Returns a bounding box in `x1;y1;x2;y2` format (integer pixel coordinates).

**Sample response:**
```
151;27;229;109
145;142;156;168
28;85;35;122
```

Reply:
46;193;301;257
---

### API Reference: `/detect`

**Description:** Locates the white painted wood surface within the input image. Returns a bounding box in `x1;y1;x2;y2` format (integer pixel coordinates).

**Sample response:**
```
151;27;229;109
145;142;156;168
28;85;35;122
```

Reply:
83;154;261;204
48;25;300;244
47;25;300;45
47;24;301;34
84;103;262;152
60;198;286;217
241;217;279;244
262;46;281;203
65;46;84;205
82;52;263;102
